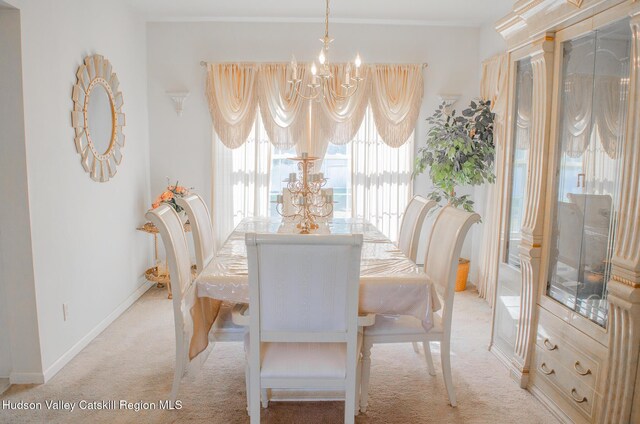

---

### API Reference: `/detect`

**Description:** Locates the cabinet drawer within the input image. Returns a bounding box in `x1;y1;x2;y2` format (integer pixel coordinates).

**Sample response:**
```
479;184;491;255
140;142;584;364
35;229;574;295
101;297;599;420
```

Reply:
536;307;606;390
532;346;601;421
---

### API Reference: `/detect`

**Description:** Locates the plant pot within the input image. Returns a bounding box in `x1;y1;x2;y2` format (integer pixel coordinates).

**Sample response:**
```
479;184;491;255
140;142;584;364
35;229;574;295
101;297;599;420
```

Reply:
455;258;470;292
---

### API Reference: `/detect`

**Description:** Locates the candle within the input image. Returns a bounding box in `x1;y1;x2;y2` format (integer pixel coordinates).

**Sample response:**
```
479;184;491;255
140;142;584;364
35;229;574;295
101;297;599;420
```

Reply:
327;194;333;203
355;54;361;78
317;172;324;181
301;152;308;159
289;172;297;182
277;194;283;204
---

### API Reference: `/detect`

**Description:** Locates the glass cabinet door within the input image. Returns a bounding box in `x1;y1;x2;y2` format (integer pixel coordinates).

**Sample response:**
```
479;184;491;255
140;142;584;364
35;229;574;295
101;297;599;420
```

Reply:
492;57;533;356
547;19;631;327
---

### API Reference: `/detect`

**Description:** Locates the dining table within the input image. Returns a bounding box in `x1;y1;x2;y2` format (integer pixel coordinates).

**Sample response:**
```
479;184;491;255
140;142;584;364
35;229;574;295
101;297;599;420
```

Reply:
194;217;440;331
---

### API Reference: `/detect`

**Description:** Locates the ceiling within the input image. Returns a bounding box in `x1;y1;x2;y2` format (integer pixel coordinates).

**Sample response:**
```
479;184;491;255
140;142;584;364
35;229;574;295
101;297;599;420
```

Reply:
132;0;514;27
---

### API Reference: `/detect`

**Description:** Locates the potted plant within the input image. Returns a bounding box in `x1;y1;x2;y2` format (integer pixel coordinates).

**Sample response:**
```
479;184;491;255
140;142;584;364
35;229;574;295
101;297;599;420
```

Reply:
414;99;496;291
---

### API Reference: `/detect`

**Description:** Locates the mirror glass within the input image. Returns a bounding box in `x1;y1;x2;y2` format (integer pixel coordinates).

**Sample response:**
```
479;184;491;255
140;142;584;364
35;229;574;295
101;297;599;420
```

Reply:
87;82;114;155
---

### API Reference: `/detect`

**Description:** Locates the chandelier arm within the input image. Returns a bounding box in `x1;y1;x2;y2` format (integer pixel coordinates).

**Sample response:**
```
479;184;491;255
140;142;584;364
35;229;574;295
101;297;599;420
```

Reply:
293;85;321;101
324;80;361;101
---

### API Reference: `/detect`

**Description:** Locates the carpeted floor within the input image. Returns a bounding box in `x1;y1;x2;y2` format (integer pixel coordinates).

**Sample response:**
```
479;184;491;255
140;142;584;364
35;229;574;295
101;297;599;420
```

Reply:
0;286;557;424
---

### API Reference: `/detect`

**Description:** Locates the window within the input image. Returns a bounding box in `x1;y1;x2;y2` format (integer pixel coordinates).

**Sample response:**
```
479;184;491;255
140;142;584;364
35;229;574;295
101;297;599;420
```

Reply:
215;106;413;244
268;107;413;241
269;144;351;219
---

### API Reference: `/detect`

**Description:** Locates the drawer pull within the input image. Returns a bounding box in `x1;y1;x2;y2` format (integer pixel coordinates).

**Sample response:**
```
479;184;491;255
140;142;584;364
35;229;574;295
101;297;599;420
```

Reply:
570;388;587;403
574;361;591;376
540;362;555;375
543;338;558;351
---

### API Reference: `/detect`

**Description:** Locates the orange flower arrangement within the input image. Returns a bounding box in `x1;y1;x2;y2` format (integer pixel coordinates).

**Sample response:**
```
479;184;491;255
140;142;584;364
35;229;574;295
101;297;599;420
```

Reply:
152;179;192;212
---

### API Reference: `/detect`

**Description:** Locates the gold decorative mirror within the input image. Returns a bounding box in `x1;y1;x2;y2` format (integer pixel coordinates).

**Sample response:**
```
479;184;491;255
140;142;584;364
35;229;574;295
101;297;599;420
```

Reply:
71;54;125;182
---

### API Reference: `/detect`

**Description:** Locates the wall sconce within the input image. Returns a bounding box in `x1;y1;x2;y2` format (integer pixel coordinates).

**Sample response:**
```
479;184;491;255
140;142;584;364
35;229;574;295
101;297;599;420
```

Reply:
166;91;189;117
438;94;460;115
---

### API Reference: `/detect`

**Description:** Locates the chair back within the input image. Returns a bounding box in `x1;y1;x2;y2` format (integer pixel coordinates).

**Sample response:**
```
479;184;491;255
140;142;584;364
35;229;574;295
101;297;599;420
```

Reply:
146;205;194;358
245;233;363;343
398;195;437;263
423;206;480;334
176;193;215;272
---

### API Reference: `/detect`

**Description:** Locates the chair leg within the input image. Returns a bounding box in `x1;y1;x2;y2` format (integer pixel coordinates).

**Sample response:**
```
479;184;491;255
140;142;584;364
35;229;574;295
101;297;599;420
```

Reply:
422;341;436;376
345;361;356;424
249;369;261;423
261;389;269;408
170;367;181;402
355;352;362;416
359;341;373;413
412;342;420;353
170;345;185;402
244;363;251;416
440;339;457;407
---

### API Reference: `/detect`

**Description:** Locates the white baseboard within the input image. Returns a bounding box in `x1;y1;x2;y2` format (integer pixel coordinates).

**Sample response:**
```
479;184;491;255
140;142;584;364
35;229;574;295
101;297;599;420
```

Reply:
8;372;44;385
0;378;9;394
38;277;153;384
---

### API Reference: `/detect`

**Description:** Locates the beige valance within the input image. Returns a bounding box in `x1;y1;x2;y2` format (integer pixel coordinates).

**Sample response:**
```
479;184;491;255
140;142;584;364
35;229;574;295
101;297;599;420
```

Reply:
370;64;424;148
205;64;259;149
205;63;423;152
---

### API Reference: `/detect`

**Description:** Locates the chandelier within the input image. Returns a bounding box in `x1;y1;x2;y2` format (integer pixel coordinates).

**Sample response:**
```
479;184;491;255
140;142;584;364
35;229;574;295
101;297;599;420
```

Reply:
275;153;334;234
288;0;363;101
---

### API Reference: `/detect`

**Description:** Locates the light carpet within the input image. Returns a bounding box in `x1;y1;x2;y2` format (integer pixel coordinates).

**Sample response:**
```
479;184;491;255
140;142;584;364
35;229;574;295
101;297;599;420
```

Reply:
0;287;557;423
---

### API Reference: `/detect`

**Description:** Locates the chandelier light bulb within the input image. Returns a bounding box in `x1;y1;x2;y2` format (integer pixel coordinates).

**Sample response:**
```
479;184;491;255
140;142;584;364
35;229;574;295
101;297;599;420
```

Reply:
311;62;317;76
319;49;326;65
355;53;362;68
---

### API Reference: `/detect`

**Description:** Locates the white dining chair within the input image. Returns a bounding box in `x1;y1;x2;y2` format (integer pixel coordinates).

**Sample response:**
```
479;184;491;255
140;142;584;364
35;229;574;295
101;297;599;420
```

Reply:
360;206;481;410
397;195;437;264
236;232;372;424
397;195;437;354
147;204;213;401
176;193;245;343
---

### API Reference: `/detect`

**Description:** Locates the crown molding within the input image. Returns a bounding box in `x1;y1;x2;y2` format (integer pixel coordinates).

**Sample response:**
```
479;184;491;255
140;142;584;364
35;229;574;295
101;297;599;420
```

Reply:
495;0;629;51
145;15;480;28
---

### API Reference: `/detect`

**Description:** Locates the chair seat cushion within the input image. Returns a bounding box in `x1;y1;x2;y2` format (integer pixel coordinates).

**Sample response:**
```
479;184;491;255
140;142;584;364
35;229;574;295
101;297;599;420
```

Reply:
245;334;360;380
365;314;442;337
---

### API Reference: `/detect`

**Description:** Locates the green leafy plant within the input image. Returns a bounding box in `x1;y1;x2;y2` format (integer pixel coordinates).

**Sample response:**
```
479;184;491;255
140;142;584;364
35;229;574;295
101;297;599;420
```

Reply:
414;99;496;212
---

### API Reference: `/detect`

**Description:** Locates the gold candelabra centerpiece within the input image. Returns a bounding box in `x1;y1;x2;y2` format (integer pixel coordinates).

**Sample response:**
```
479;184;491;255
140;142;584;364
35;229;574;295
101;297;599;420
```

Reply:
275;152;334;234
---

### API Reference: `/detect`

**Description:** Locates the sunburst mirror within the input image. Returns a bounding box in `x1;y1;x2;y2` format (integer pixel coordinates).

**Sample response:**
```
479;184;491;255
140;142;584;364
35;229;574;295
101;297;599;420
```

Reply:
71;54;125;182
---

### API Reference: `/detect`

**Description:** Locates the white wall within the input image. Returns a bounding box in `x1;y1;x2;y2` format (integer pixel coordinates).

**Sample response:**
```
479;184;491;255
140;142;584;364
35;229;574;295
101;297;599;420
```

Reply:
479;22;507;63
147;21;482;260
0;5;41;380
4;0;152;381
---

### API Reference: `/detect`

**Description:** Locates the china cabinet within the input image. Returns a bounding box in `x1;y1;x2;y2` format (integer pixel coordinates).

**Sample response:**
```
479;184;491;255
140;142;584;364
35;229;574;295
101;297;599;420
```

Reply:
490;1;640;423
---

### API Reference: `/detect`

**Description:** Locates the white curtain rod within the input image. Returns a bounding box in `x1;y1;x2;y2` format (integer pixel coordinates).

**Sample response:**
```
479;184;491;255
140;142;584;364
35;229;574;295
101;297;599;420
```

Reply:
200;61;428;68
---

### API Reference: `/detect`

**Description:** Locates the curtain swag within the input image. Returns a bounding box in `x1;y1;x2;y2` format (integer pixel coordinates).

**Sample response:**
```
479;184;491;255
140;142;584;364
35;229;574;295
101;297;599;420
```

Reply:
205;63;424;151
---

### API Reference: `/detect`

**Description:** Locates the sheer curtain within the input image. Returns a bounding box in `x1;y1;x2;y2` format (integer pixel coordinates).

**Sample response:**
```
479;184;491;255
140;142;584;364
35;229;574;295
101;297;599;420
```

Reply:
351;107;414;242
476;53;509;306
211;113;271;248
